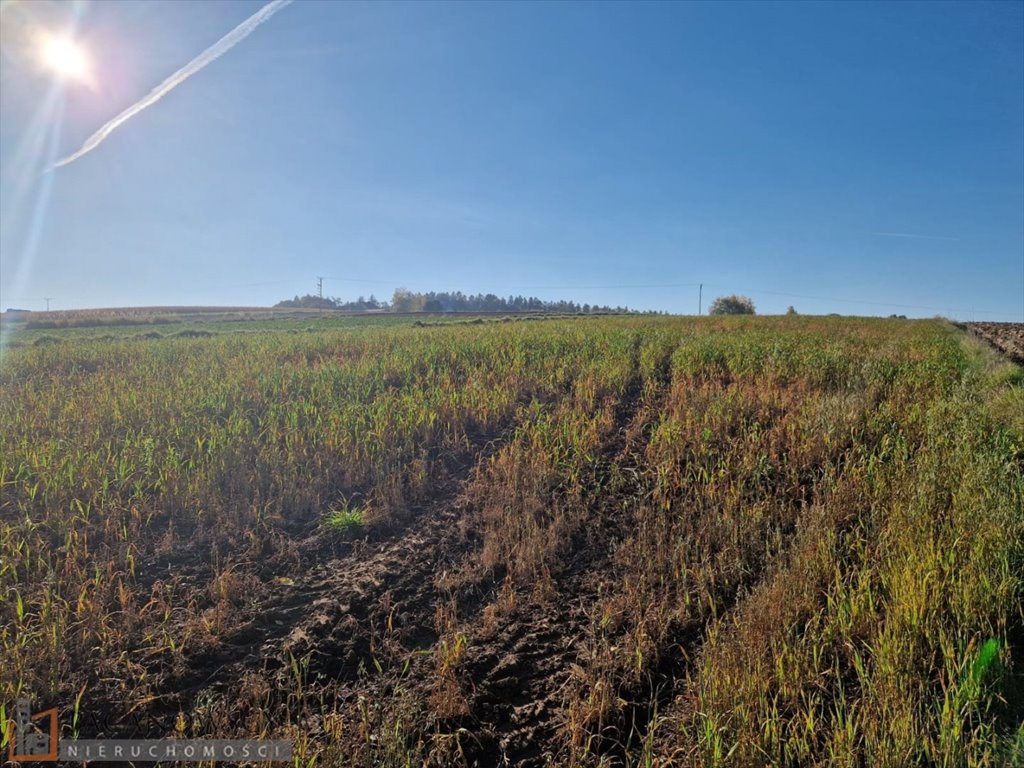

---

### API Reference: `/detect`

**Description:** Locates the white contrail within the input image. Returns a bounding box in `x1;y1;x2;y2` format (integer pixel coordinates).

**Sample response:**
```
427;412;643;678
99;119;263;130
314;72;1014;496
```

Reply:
54;0;292;169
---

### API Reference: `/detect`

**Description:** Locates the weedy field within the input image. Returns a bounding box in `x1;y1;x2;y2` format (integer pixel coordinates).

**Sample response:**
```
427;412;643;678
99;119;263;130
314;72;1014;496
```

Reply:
1;316;1022;767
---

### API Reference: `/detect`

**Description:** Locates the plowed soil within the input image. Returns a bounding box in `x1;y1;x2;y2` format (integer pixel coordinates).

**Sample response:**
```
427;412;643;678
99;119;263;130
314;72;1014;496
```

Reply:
965;322;1024;365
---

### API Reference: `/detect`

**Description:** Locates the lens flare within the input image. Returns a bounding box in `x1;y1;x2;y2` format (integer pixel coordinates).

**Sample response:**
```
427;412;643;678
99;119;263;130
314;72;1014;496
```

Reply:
39;36;90;83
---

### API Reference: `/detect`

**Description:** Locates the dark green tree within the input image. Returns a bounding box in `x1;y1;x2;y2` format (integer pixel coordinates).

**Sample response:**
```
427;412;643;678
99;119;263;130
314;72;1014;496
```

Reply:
709;295;756;315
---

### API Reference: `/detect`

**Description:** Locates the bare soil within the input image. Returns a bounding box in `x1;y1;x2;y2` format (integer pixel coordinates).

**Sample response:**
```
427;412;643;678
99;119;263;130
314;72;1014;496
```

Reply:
965;322;1024;366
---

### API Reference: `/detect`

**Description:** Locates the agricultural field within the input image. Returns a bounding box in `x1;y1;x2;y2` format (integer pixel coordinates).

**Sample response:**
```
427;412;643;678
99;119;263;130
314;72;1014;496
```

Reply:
1;315;1022;767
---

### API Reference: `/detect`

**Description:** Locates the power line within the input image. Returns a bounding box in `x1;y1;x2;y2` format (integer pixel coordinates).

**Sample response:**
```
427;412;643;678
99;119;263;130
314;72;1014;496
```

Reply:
319;276;393;285
481;279;1010;317
702;284;991;316
147;272;1014;317
5;275;1016;319
506;281;702;291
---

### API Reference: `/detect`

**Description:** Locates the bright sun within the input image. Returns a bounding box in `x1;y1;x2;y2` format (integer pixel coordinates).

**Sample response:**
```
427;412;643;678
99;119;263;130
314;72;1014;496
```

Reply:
40;36;91;83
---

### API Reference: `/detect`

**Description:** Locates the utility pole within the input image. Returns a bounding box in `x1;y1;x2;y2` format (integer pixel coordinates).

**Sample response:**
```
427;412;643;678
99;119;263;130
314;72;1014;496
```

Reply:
698;284;702;316
316;276;324;317
43;297;53;312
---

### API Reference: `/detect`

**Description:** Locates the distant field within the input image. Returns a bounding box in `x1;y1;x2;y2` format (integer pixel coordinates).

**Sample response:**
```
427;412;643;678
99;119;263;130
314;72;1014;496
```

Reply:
0;306;611;347
1;316;1021;766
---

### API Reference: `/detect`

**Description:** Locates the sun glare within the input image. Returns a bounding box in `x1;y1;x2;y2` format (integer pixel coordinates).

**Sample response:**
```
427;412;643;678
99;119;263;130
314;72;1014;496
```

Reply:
40;35;91;83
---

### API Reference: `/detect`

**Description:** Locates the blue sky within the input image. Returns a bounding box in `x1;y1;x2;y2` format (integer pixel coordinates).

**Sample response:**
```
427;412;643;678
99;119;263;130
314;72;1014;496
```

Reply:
1;0;1022;318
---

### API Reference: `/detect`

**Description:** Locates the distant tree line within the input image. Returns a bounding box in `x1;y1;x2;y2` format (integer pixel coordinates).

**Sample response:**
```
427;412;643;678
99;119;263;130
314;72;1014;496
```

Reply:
276;290;648;314
390;289;639;314
275;294;385;310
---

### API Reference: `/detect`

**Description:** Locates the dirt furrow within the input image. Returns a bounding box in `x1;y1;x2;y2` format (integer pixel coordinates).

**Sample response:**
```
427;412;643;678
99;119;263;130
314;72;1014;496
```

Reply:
450;339;680;765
